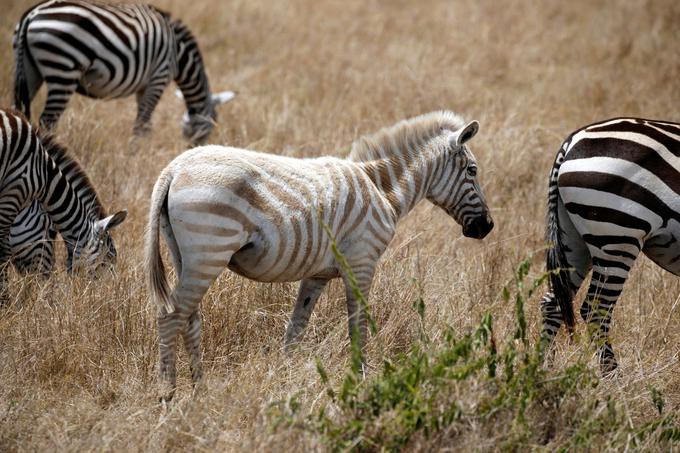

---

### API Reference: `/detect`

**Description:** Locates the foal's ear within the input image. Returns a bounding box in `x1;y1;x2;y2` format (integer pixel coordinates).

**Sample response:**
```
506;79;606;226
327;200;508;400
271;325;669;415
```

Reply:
96;210;128;232
451;120;480;147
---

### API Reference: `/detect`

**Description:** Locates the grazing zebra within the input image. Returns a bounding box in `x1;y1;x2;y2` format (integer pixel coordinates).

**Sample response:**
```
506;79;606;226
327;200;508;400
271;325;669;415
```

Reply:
146;111;494;399
13;0;234;144
0;109;127;295
9;133;116;275
541;117;680;373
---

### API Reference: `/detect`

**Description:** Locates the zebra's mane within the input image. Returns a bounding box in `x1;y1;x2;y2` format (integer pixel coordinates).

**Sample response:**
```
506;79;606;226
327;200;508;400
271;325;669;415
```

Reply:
38;132;107;218
170;18;198;47
348;110;467;162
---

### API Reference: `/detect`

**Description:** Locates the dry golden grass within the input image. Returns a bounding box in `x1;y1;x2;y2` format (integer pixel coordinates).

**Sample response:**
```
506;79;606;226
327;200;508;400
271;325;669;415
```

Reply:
1;0;679;451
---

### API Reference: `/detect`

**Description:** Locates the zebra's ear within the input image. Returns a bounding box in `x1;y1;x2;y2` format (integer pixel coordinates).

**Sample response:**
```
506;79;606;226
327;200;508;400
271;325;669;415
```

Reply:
451;120;480;147
97;210;128;232
211;90;237;106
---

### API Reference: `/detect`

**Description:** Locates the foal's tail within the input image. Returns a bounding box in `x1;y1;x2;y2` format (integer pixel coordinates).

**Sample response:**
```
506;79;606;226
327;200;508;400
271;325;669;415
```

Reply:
546;143;575;332
146;165;175;314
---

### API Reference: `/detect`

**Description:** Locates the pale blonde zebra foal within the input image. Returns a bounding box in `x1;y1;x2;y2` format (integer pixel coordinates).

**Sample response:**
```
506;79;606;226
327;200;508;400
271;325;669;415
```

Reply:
146;111;494;399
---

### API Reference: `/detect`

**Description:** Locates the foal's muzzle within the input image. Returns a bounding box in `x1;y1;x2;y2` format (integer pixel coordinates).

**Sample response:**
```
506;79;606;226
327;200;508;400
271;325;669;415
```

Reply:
463;214;494;239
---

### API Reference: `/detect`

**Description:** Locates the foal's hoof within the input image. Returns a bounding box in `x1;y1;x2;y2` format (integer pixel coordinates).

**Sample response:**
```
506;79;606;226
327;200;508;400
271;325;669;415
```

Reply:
283;341;301;354
158;384;176;404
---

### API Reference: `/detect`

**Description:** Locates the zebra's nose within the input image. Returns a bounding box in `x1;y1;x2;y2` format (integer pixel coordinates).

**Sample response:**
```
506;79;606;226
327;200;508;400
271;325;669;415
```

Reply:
463;214;494;239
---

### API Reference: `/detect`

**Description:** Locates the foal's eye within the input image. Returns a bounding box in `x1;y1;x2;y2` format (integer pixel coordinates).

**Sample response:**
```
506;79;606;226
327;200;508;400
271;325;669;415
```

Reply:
467;166;477;177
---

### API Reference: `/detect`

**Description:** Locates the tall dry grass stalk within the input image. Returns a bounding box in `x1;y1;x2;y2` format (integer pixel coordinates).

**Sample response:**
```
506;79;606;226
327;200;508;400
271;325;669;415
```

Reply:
0;0;679;451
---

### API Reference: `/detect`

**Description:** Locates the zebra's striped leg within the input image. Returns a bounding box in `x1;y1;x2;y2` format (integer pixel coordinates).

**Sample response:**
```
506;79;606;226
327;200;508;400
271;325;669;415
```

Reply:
342;264;376;352
539;291;561;362
39;81;77;130
284;278;329;350
157;288;202;402
541;241;590;362
580;262;635;374
181;309;203;386
158;249;235;401
157;304;184;402
133;75;169;136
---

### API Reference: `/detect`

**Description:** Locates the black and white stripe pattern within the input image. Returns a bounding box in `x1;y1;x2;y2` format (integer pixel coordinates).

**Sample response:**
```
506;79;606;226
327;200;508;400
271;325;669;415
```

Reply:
8;133;116;275
145;111;494;399
541;117;680;372
9;201;56;275
0;109;127;294
13;0;231;144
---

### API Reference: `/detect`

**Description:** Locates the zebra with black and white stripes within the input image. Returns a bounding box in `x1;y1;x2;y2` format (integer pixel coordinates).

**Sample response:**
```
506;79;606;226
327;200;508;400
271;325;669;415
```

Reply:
146;111;494;399
8;131;116;275
13;0;234;144
541;117;680;373
0;109;127;293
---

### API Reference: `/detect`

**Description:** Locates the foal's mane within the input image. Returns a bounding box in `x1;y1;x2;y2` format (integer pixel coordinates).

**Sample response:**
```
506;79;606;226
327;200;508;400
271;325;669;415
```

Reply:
349;111;466;162
38;131;107;218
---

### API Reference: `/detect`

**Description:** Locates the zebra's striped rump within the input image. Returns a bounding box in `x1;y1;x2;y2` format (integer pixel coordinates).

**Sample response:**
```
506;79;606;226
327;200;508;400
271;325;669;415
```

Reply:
146;110;494;399
541;117;680;373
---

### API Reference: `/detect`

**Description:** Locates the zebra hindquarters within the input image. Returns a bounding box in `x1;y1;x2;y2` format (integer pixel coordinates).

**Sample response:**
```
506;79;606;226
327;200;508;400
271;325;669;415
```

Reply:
158;191;249;400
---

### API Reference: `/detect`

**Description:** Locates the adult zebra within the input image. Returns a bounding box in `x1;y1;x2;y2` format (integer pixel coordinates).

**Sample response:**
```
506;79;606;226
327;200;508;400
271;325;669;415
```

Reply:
13;0;234;144
8;133;117;275
0;109;127;294
146;111;494;399
541;117;680;373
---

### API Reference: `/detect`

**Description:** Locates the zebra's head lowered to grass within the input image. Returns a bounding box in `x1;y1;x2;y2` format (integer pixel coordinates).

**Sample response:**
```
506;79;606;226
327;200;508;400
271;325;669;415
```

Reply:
171;19;235;145
38;134;128;275
429;120;494;239
69;210;127;275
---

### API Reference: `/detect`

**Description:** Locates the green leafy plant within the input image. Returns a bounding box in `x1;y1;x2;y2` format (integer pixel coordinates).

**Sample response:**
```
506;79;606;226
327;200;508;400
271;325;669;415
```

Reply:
268;245;680;452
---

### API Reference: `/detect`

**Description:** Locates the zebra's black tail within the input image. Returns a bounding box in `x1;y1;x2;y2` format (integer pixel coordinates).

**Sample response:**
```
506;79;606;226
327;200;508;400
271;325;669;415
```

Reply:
546;144;576;331
13;14;32;119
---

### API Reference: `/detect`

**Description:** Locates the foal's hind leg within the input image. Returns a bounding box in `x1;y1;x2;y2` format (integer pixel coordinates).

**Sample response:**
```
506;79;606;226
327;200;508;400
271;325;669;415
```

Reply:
181;309;203;385
158;255;233;401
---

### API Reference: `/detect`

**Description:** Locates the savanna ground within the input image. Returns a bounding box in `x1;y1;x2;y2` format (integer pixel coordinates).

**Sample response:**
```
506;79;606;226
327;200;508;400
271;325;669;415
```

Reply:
1;0;680;451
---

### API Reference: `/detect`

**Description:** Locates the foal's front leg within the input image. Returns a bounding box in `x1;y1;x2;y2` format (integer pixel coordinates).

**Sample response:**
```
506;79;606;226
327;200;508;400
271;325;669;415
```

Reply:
284;277;330;349
342;263;376;352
